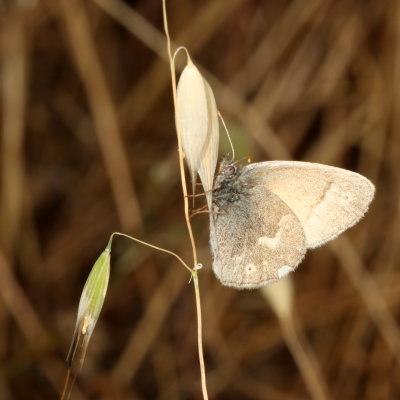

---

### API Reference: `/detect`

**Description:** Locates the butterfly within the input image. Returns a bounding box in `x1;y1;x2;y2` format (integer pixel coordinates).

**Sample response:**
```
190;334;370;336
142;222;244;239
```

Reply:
209;159;375;289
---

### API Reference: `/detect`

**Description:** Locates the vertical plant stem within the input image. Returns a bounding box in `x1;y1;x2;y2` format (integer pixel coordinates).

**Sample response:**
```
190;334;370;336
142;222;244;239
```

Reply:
60;368;74;400
162;1;208;399
162;0;198;266
192;271;208;400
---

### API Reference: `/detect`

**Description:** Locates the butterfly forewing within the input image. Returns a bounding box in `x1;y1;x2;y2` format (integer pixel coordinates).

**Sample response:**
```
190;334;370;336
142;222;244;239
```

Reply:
210;185;306;289
245;161;375;248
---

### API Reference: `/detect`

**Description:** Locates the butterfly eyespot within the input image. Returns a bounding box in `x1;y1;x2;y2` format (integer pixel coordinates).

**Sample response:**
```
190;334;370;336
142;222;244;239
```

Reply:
246;264;255;272
224;165;236;176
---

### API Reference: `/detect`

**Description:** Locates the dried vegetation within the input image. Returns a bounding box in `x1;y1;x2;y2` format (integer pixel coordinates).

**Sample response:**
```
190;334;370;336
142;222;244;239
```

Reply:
0;0;398;399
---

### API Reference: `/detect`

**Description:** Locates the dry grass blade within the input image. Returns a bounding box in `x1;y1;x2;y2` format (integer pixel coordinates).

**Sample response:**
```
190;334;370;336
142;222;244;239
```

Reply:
111;263;187;386
0;9;26;256
262;279;331;400
332;238;400;362
60;0;142;233
0;250;45;343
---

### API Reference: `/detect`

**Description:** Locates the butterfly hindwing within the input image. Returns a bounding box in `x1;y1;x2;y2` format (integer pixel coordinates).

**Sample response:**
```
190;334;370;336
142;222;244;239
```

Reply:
210;185;306;289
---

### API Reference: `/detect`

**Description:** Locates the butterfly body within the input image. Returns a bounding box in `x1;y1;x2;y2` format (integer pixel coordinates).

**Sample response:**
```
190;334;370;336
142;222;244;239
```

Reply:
212;161;254;209
209;159;375;289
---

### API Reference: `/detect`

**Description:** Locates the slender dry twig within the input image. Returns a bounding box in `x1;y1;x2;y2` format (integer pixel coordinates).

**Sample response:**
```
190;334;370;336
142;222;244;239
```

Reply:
162;2;208;399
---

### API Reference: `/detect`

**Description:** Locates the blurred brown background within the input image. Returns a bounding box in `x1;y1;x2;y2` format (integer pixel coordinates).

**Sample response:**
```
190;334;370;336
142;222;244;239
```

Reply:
0;0;398;399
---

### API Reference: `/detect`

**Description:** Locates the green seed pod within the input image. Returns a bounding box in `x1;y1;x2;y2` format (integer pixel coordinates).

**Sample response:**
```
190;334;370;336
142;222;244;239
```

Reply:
67;241;111;371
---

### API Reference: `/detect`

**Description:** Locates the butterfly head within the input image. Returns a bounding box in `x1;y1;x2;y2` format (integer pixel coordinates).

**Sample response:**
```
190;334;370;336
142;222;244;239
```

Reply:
220;160;237;177
215;159;241;185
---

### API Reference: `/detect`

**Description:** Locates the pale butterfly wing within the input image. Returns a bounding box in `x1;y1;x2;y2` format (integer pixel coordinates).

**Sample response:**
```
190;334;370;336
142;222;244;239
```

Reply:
245;161;375;248
210;185;307;289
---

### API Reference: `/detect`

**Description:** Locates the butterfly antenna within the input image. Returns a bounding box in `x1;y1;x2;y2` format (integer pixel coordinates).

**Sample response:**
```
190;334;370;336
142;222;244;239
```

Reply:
218;111;235;161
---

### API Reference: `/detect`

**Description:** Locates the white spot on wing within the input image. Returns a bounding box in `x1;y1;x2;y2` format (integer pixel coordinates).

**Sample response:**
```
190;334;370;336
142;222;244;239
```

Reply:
259;236;280;248
258;215;292;249
258;232;282;249
277;265;293;279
